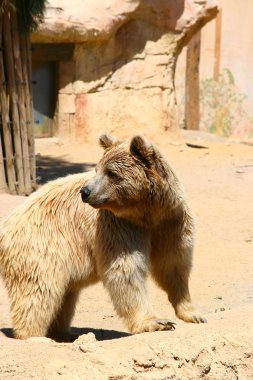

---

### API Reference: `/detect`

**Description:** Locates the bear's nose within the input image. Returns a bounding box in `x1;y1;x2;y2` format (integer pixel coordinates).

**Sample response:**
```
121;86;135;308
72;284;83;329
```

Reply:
80;186;91;202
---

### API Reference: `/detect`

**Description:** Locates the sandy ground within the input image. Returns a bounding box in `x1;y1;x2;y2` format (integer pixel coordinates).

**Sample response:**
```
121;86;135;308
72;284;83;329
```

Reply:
0;131;253;379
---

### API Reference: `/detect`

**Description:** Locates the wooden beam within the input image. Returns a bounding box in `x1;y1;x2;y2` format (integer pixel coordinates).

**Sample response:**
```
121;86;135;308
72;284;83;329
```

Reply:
0;1;36;194
185;32;201;130
21;33;36;190
214;8;222;81
3;6;25;194
0;9;16;193
11;3;32;194
32;43;74;62
0;10;7;193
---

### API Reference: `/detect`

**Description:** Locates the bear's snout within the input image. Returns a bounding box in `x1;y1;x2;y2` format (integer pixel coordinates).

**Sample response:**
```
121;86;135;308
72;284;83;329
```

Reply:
80;186;91;202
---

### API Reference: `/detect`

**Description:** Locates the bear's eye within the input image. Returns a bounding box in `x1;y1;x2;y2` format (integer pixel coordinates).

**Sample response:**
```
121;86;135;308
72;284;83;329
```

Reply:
106;169;118;180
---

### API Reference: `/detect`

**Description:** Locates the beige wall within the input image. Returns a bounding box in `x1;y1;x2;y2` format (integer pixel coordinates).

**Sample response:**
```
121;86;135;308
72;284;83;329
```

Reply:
176;0;253;136
202;0;253;105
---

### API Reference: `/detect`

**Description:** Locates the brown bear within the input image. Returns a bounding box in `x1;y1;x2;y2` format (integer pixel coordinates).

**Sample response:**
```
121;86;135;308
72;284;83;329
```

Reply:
0;135;206;340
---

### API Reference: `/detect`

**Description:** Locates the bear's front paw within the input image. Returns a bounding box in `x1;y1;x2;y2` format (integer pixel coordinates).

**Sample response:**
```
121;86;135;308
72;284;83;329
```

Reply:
175;302;207;324
131;318;176;333
156;319;177;329
184;312;207;324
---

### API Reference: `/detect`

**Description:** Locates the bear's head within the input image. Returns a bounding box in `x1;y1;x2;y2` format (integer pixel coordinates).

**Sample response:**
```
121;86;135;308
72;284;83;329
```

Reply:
80;134;183;227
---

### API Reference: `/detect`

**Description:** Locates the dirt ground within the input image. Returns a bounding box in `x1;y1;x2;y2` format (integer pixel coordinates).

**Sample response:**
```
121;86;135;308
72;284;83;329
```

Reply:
0;130;253;379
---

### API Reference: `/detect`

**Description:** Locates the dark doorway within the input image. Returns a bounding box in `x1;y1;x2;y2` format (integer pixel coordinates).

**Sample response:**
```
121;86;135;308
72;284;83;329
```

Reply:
31;43;74;138
32;61;57;137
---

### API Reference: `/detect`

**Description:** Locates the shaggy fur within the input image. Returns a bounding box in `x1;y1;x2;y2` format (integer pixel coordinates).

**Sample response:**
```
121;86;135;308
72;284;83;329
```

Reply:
0;135;206;340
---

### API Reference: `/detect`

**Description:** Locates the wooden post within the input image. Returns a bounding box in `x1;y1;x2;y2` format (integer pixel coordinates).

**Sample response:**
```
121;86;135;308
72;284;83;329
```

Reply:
185;32;201;130
3;6;25;194
0;134;7;192
11;3;32;194
0;9;16;193
0;101;7;192
27;35;36;189
20;33;36;189
0;1;36;194
0;11;7;192
214;8;222;81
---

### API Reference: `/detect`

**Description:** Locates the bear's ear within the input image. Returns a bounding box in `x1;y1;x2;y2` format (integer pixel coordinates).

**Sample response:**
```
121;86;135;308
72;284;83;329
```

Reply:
130;136;152;168
99;134;120;150
130;136;168;179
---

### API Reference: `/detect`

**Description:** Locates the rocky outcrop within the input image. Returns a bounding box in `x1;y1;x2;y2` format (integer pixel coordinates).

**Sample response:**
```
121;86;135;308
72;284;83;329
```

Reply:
31;0;218;140
31;0;218;44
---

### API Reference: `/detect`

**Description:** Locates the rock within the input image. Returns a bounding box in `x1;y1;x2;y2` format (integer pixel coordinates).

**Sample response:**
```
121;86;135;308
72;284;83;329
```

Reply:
31;0;141;43
31;0;218;44
72;332;98;353
31;0;218;139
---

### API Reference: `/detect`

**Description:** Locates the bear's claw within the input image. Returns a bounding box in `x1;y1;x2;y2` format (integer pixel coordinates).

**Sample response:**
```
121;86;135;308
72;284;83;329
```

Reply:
156;319;176;330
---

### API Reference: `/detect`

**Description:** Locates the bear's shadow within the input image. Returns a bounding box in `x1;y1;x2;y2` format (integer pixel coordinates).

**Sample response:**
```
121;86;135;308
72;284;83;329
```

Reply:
71;327;130;341
0;327;130;342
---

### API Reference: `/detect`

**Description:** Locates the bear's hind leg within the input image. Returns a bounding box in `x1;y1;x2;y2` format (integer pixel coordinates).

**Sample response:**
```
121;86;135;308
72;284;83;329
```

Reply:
11;284;66;340
47;288;80;342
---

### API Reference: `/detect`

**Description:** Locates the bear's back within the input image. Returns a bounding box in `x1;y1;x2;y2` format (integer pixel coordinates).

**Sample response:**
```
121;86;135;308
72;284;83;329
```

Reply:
0;171;96;263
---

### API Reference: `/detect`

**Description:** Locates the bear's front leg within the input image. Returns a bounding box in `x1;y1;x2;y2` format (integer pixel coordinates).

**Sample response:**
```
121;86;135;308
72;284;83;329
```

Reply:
151;208;207;324
95;212;176;334
99;248;176;334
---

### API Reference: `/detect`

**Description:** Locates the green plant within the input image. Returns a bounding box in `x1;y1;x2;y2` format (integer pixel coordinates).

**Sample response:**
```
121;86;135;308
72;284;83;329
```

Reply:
200;69;253;137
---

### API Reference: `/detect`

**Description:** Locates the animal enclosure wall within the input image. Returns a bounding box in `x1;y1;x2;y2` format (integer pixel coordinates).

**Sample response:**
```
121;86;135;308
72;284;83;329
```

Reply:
30;0;218;141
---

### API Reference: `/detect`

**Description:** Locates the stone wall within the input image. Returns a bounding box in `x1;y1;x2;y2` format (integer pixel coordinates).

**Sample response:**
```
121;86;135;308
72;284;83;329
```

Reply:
32;0;218;140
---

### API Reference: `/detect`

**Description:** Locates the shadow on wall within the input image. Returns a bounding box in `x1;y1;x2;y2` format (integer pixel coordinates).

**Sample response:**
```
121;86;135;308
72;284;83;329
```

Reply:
74;1;185;87
138;0;185;30
36;154;96;184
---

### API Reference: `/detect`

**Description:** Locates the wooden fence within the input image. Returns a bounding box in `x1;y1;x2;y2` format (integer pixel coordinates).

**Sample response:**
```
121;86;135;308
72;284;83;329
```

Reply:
0;2;35;195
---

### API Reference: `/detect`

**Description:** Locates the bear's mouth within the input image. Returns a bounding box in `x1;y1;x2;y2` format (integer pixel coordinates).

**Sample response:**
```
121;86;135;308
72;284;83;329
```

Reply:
82;196;122;214
81;195;110;208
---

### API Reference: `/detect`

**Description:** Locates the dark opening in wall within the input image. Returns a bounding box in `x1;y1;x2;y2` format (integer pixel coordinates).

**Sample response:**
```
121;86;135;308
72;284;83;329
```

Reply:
31;43;74;137
32;61;57;137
